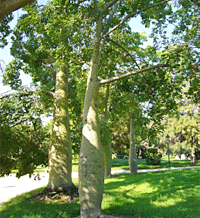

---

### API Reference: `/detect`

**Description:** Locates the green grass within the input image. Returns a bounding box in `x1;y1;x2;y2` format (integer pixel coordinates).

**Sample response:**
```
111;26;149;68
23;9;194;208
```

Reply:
111;157;200;171
1;168;200;217
102;168;200;218
10;156;200;174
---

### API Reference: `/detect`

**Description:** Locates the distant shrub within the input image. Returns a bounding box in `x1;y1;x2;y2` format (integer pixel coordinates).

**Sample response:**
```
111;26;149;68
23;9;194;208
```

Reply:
145;148;162;165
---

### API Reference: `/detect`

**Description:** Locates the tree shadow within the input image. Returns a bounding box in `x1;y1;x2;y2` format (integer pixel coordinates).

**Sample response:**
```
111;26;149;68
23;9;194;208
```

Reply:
0;187;80;218
1;169;199;218
102;168;200;218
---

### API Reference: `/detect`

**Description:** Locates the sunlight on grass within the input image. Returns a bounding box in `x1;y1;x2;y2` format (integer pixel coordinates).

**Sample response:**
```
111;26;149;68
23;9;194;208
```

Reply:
1;169;199;218
152;194;185;207
102;169;200;218
134;182;158;194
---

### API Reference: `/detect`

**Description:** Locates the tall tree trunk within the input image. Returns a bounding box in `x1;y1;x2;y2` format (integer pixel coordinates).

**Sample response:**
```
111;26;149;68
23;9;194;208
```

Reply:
101;84;112;177
129;118;137;174
46;66;75;191
78;17;104;217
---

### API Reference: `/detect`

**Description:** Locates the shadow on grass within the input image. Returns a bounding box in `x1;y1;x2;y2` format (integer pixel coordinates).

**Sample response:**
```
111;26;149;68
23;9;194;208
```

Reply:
0;187;80;218
1;169;199;218
102;168;200;218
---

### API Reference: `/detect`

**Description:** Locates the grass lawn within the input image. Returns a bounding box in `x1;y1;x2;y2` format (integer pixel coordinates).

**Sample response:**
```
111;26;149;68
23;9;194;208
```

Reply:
111;157;200;171
1;168;199;217
10;156;200;174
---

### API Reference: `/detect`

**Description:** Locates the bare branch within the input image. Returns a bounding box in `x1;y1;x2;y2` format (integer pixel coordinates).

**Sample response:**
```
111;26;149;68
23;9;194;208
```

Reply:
10;119;28;128
0;59;6;74
191;60;200;68
101;0;171;39
100;63;169;85
107;38;140;68
100;0;119;14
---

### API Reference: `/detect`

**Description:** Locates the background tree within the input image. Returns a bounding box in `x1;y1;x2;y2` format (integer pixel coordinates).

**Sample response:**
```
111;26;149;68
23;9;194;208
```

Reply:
159;93;200;163
0;88;49;177
3;0;84;196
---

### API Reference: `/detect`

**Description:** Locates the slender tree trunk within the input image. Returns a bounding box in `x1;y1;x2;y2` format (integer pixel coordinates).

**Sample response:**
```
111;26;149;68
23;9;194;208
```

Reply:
101;84;112;177
102;130;112;177
78;17;104;217
191;148;196;164
46;65;75;191
129;118;137;174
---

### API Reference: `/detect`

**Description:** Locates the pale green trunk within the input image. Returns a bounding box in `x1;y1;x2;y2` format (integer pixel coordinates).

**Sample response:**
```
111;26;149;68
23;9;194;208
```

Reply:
79;17;104;217
47;66;74;190
102;138;112;177
102;85;112;177
129;118;137;174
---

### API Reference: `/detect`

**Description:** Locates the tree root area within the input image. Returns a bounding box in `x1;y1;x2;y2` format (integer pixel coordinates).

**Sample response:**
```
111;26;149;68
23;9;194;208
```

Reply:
27;186;79;204
75;214;125;218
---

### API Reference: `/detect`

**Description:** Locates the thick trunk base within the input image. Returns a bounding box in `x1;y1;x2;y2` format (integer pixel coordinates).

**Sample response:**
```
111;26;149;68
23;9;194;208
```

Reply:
27;185;78;203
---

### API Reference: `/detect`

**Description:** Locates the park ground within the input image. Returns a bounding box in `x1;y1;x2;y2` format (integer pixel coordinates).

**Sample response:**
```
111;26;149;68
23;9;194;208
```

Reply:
0;157;200;218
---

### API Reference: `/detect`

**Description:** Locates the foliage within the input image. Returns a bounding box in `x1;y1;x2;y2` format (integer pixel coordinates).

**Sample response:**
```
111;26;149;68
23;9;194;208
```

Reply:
145;148;162;165
159;94;200;157
0;88;49;177
3;1;85;154
0;122;49;178
0;14;13;48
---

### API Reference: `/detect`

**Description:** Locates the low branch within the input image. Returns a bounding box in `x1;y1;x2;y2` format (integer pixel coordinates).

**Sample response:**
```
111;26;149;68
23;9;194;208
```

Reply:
101;0;171;39
0;89;53;100
0;90;33;100
0;0;35;22
100;63;169;85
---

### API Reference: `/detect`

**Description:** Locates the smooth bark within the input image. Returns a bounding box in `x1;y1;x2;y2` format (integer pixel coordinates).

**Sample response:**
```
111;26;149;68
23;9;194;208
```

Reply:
129;118;137;174
78;16;104;217
101;85;112;177
46;66;74;191
102;134;112;177
0;0;35;22
100;64;169;85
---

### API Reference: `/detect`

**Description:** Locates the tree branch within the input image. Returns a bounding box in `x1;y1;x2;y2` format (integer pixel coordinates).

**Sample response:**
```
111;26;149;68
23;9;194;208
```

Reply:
107;38;140;68
10;119;28;128
100;0;120;14
101;0;171;39
100;63;169;85
0;0;35;22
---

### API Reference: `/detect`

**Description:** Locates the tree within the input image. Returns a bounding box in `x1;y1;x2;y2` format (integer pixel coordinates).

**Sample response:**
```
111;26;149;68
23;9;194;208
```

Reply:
3;1;84;197
79;0;199;216
2;0;199;216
